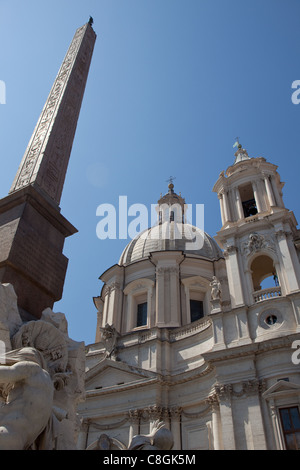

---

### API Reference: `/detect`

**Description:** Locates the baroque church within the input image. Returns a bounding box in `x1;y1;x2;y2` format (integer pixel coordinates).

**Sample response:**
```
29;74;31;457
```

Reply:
0;20;300;451
77;144;300;451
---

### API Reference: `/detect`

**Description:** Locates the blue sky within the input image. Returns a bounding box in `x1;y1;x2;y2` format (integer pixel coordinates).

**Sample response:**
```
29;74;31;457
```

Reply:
1;0;300;344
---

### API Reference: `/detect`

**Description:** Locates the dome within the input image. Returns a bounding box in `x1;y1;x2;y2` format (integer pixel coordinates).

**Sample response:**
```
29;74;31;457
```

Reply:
119;221;223;265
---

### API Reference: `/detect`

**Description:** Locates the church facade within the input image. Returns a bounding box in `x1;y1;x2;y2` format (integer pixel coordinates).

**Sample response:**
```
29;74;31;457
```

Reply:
77;145;300;450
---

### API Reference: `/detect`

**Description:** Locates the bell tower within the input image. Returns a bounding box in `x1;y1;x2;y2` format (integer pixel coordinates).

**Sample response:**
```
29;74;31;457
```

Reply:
213;142;300;310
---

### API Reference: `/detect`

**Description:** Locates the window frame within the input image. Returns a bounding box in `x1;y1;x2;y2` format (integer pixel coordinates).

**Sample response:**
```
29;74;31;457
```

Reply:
181;276;210;325
123;278;154;332
136;300;148;328
189;298;204;323
279;405;300;450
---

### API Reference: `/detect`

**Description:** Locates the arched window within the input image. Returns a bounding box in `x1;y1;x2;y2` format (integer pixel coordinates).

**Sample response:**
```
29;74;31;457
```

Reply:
250;254;281;302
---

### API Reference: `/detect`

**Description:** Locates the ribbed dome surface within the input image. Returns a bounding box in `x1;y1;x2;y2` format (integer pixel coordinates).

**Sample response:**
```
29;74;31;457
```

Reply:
119;222;223;265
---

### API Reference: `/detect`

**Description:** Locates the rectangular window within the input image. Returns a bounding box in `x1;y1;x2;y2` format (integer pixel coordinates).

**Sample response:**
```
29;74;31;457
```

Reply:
279;406;300;450
190;299;204;322
239;183;258;218
137;302;148;327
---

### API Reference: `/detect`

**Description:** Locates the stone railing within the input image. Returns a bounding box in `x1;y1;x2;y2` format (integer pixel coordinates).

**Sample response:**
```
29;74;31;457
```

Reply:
253;286;281;303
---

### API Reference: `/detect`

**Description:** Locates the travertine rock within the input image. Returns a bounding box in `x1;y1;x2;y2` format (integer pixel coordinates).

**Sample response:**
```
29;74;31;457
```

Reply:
0;283;22;351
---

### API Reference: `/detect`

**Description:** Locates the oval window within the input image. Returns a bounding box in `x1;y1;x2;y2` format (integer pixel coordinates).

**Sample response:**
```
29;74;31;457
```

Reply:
265;314;277;325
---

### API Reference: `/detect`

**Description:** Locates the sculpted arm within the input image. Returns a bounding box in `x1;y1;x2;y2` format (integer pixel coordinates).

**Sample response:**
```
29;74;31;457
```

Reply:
0;362;36;383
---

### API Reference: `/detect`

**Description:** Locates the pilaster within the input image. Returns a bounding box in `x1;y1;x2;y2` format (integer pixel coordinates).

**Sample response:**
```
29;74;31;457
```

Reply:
223;243;244;307
214;384;236;449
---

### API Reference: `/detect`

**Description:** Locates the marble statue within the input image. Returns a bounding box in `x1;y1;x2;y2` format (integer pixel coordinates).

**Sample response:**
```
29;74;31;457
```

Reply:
99;323;119;359
128;420;174;450
0;346;54;450
210;276;222;300
0;283;85;450
90;420;174;451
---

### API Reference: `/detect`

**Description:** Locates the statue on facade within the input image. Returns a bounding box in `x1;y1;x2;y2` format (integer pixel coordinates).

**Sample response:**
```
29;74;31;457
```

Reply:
210;276;222;301
99;323;119;359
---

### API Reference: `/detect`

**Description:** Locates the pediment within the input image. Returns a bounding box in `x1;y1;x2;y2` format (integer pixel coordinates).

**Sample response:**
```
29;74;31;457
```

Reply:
86;358;157;391
263;380;300;400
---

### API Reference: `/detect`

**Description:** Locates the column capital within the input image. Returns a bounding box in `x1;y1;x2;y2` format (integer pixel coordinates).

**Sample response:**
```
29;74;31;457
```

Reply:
169;406;182;420
128;409;141;424
223;245;238;258
214;383;233;400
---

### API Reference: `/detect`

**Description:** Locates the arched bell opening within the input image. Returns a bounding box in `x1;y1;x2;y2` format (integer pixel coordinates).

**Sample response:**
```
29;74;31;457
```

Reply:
250;254;281;302
239;182;258;218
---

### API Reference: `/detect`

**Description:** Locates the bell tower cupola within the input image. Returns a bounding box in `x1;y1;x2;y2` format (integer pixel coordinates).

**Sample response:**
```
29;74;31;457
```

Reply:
156;177;186;224
213;140;285;227
213;142;300;309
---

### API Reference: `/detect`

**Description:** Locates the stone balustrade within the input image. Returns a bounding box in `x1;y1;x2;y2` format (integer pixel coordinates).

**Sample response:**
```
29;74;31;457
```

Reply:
253;286;281;303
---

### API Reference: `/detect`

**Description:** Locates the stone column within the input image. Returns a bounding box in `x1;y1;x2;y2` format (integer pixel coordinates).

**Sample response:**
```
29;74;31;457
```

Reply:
156;267;165;326
147;284;154;328
270;176;284;208
243;380;267;450
235;187;244;220
108;281;122;331
207;396;223;450
170;407;182;450
276;229;300;292
243;268;255;305
184;285;190;323
94;301;104;342
269;400;284;450
252;181;263;213
222;191;231;222
215;384;235;450
264;175;276;207
285;230;300;285
218;194;226;225
169;267;180;326
102;285;111;326
128;410;140;445
224;244;244;307
126;293;133;331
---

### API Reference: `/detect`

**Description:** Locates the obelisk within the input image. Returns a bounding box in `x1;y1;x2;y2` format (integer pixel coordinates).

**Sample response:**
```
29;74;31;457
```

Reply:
0;20;96;319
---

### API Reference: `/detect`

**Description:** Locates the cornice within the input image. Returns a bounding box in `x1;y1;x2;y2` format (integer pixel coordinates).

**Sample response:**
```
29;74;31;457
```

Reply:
117;317;212;350
203;333;300;364
86;377;159;397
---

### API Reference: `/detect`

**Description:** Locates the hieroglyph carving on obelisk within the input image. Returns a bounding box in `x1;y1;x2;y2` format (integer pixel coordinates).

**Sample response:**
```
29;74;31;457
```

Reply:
9;22;96;206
